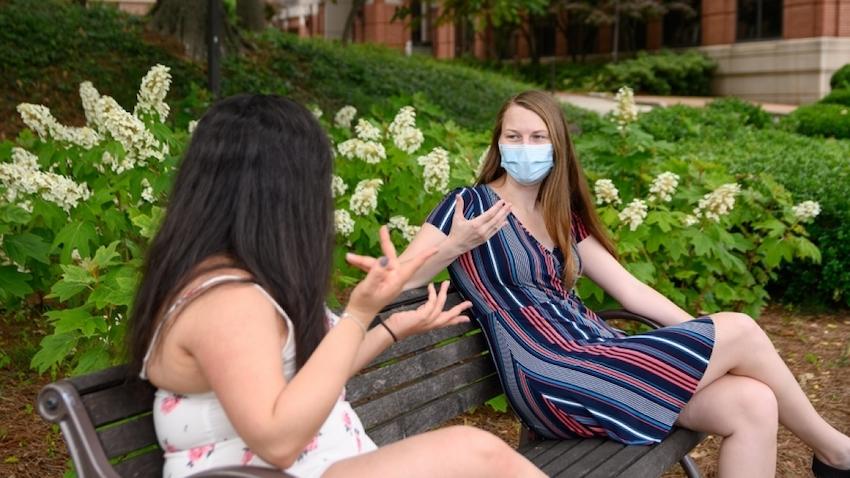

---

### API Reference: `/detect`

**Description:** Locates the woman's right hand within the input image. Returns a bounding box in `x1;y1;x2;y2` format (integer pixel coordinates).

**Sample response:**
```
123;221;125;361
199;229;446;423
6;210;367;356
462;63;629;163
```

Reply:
446;193;511;255
345;226;438;325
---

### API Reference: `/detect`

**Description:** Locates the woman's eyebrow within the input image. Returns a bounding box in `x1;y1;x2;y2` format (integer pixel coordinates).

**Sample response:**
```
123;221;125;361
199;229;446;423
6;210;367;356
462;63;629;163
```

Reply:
503;128;548;134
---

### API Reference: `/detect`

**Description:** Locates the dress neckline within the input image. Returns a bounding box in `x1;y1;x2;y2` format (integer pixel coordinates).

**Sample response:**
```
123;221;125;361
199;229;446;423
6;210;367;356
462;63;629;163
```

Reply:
481;183;559;255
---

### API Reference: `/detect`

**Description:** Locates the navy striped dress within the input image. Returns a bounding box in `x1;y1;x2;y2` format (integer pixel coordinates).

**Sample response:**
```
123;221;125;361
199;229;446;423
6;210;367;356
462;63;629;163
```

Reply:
427;184;715;445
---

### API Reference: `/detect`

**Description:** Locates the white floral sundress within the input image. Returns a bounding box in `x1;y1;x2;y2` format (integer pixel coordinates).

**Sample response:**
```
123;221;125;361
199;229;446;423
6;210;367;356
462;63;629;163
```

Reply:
140;275;376;478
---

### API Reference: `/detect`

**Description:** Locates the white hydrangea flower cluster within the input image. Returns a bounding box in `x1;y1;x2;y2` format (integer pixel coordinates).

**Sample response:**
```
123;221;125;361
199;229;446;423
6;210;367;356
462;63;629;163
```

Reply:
388;215;421;242
0;148;91;212
140;178;155;203
354;118;382;142
310;105;323;119
79;81;103;131
417;147;451;193
96;96;168;171
17;103;102;149
612;86;639;132
133;64;171;122
388;106;424;154
792;200;821;222
693;183;741;222
683;215;699;227
350;179;383;216
331;175;348;198
188;120;198;134
618;198;648;231
334;209;355;237
648;172;680;203
334;106;357;128
337;138;386;164
593;179;621;206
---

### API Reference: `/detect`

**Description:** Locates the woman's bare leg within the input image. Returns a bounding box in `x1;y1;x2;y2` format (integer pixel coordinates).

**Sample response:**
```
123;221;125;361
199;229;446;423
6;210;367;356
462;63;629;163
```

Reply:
695;312;850;469
323;425;545;478
677;375;778;477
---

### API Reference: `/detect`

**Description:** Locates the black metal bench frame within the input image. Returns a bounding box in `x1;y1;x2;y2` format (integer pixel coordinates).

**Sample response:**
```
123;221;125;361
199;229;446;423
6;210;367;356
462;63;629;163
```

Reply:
38;286;705;477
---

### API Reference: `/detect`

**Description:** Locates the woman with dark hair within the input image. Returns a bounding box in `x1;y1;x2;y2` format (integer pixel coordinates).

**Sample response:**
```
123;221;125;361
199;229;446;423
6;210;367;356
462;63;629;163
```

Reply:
402;90;850;477
129;94;544;478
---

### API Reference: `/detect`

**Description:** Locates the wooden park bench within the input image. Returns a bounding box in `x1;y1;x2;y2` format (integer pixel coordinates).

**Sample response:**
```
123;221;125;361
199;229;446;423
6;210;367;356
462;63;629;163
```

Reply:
38;286;706;477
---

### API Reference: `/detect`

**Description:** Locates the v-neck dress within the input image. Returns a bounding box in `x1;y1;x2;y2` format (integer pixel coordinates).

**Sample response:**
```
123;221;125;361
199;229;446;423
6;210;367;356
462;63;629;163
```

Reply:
426;184;715;444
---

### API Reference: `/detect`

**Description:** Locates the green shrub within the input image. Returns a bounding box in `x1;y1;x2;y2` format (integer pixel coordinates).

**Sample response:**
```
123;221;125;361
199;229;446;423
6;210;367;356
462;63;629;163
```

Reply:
225;31;533;131
830;64;850;90
598;50;716;96
820;88;850;107
635;104;740;142
781;102;850;139
707;97;772;128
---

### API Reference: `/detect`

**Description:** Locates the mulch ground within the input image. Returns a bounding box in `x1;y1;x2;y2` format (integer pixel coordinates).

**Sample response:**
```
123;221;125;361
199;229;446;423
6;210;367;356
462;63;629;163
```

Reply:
1;306;847;477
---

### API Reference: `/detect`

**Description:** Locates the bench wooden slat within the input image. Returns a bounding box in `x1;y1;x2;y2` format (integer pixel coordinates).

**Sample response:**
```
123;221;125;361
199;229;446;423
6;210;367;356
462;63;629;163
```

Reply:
348;333;488;402
366;321;476;367
365;375;503;445
580;444;649;478
354;355;495;429
99;415;157;459
528;439;583;469
554;440;626;477
617;428;705;477
82;381;156;428
544;439;606;474
112;449;162;478
519;439;561;461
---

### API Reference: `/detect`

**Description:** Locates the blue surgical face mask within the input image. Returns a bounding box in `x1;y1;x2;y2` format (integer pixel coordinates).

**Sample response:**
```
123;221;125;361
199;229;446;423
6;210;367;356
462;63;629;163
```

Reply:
498;143;554;186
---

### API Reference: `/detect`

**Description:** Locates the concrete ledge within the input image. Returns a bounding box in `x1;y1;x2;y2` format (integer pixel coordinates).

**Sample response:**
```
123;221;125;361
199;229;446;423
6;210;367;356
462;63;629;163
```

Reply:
699;37;850;104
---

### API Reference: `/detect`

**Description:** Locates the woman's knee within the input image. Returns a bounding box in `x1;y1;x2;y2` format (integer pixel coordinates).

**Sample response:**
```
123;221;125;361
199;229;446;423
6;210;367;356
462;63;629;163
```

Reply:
712;312;769;347
732;379;779;433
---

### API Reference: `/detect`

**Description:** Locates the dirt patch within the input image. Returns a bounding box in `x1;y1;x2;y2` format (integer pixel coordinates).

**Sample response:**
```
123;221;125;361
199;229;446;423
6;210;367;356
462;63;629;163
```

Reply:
446;306;850;477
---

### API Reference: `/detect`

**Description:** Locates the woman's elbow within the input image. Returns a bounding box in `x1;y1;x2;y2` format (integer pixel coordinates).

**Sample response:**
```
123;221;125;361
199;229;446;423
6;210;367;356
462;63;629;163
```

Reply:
252;443;300;470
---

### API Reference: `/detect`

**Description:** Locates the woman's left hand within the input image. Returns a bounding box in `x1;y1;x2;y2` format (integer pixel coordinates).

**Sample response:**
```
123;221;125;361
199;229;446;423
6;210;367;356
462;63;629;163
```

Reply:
385;281;472;341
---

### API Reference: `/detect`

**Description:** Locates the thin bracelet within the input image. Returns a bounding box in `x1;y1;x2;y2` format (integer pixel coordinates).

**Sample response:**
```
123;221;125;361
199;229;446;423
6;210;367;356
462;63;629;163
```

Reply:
340;312;367;338
376;316;399;343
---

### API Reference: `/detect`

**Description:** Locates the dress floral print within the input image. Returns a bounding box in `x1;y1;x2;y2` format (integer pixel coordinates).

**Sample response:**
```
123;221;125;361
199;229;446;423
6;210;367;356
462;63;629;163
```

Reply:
141;275;377;478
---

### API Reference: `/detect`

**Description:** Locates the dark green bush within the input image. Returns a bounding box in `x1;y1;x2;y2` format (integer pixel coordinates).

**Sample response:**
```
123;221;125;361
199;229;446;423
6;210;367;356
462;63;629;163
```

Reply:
830;64;850;90
820;88;850;107
707;97;772;128
636;104;740;142
781;103;850;139
598;50;716;96
0;0;203;131
227;32;533;131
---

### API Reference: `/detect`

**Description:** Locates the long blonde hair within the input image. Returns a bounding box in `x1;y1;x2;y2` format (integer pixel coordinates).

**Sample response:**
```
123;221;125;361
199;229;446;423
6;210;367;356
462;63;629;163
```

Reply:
477;90;617;286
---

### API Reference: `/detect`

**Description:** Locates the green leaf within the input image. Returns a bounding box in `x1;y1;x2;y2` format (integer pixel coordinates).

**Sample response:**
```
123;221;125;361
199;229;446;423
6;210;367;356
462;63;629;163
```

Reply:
48;264;94;301
72;347;111;375
485;394;509;413
0;266;33;298
691;234;713;257
46;307;104;336
3;232;51;265
626;261;656;283
88;267;137;309
91;241;121;269
0;204;31;224
52;221;97;262
31;333;77;374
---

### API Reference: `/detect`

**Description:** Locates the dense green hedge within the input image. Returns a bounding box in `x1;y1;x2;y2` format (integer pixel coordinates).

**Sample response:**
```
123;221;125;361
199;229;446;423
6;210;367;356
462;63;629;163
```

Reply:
598;50;716;96
819;88;850;107
781;103;850;139
224;32;533;131
830;64;850;90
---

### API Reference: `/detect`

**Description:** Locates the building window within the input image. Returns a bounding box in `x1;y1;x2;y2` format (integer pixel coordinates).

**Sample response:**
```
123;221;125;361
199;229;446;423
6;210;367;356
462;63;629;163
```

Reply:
566;15;598;58
532;15;557;57
411;1;433;46
663;0;701;47
737;0;782;41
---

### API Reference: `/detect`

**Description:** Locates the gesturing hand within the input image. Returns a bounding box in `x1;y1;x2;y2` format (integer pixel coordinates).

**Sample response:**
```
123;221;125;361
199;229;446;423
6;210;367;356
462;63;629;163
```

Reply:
447;193;511;254
385;281;472;341
345;226;438;322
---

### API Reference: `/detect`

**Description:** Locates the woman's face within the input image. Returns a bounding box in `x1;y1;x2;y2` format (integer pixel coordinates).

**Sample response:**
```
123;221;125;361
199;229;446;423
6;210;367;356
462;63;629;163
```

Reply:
499;105;551;145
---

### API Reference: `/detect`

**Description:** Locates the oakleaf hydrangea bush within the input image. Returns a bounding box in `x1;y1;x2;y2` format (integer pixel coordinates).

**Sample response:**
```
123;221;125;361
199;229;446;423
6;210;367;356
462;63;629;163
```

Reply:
575;94;822;317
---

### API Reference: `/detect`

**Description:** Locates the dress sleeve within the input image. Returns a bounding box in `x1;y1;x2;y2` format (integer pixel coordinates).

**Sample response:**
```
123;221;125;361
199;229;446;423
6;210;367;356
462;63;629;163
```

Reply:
572;212;590;243
425;187;476;236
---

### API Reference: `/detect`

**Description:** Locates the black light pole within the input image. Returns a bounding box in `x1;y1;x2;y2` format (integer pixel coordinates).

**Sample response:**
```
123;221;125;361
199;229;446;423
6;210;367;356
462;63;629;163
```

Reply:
207;0;222;97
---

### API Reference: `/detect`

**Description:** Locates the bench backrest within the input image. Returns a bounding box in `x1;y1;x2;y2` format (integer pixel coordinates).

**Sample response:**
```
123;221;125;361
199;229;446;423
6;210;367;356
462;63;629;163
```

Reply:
37;287;499;477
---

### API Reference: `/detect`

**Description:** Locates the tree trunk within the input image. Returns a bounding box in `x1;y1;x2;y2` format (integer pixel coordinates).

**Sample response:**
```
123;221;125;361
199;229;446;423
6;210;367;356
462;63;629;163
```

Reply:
149;0;239;62
237;0;265;31
342;0;367;44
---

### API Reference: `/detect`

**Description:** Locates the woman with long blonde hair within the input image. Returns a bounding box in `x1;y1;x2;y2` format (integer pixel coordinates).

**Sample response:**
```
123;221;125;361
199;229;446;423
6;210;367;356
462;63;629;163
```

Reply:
402;90;850;477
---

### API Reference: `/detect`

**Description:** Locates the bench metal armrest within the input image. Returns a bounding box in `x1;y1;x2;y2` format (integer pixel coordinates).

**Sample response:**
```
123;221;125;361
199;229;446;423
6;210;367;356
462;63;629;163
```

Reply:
38;381;121;478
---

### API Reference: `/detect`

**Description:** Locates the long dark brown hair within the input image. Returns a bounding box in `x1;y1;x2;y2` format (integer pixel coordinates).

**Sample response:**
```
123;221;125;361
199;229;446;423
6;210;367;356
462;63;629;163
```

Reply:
128;94;334;374
477;90;617;286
